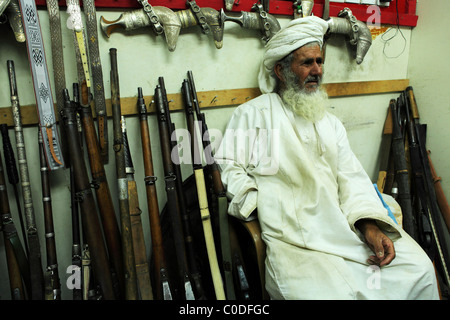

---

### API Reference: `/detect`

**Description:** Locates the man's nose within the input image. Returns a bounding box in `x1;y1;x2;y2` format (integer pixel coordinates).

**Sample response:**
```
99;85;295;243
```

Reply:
310;61;322;75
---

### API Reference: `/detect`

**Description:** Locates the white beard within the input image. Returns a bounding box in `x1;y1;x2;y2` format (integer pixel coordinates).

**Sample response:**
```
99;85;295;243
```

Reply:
281;86;329;123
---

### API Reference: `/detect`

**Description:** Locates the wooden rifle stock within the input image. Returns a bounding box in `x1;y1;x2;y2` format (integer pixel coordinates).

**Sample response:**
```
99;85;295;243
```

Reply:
122;115;154;300
181;79;225;300
7;60;44;300
0;152;27;299
154;82;194;300
61;89;115;299
78;81;125;299
38;131;61;300
109;48;138;300
137;87;172;300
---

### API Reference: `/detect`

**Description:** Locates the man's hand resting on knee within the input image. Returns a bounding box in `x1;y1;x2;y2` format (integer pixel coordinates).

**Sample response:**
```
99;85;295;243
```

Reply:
356;219;396;267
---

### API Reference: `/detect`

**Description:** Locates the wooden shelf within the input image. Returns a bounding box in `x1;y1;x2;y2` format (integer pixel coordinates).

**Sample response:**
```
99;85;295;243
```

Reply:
0;79;409;127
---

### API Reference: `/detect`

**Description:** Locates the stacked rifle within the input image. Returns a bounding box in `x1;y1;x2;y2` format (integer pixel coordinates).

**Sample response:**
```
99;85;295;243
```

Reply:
379;87;450;298
0;46;257;299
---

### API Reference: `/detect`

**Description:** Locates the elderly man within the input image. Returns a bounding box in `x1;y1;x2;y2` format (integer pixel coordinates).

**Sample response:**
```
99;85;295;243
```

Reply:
215;16;439;299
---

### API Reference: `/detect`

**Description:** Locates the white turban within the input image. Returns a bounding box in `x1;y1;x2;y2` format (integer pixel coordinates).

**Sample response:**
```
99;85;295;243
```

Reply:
258;16;329;94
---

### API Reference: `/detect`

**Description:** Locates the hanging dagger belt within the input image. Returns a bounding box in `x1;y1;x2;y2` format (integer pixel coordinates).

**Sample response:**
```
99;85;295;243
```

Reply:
83;0;109;164
18;0;65;171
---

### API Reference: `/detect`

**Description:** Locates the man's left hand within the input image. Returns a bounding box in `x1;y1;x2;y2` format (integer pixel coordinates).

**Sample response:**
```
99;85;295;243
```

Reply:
356;219;396;267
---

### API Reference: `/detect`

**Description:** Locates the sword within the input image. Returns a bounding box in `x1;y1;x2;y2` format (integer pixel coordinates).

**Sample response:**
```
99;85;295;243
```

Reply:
46;0;69;165
66;0;91;104
17;0;65;171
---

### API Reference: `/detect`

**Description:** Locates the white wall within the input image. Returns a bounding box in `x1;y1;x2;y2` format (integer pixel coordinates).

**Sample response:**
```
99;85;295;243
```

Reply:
0;7;411;299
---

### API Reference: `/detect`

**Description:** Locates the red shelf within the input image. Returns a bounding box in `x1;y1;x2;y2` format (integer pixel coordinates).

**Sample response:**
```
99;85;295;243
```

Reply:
35;0;418;27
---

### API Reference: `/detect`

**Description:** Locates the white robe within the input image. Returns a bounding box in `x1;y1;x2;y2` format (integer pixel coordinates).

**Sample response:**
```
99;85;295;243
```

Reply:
215;93;440;300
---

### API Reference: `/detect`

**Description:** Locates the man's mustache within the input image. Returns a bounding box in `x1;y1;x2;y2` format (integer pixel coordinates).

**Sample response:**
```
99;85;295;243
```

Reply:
304;75;321;85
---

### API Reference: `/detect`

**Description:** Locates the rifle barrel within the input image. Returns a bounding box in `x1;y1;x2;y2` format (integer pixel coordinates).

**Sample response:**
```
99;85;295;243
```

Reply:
390;98;417;240
38;130;61;300
78;89;125;299
7;60;44;300
61;89;115;300
0;150;27;299
155;82;194;300
110;48;138;300
137;87;172;300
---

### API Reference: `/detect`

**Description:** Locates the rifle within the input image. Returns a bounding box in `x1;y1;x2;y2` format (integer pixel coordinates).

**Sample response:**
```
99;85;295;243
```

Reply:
154;80;195;300
181;78;226;300
403;87;450;289
427;150;450;233
376;106;393;194
69;84;82;300
7;60;44;300
186;71;235;299
109;48;138;300
398;93;431;251
122;115;154;300
390;98;417;241
137;88;172;300
0;147;28;299
0;124;28;257
61;88;115;300
38;131;61;300
77;79;125;299
160;76;206;299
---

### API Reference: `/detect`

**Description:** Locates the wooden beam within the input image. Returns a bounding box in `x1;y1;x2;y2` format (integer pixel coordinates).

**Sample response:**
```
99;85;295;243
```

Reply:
323;79;410;97
0;79;409;127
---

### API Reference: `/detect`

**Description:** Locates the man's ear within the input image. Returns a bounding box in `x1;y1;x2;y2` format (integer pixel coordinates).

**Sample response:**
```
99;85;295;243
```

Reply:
274;63;284;83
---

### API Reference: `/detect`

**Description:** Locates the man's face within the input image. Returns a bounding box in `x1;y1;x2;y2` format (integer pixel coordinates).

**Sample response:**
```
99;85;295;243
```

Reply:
276;44;324;94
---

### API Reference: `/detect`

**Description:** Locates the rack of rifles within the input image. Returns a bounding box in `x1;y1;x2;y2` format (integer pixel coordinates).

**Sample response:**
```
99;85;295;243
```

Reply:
0;50;261;300
378;87;450;299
